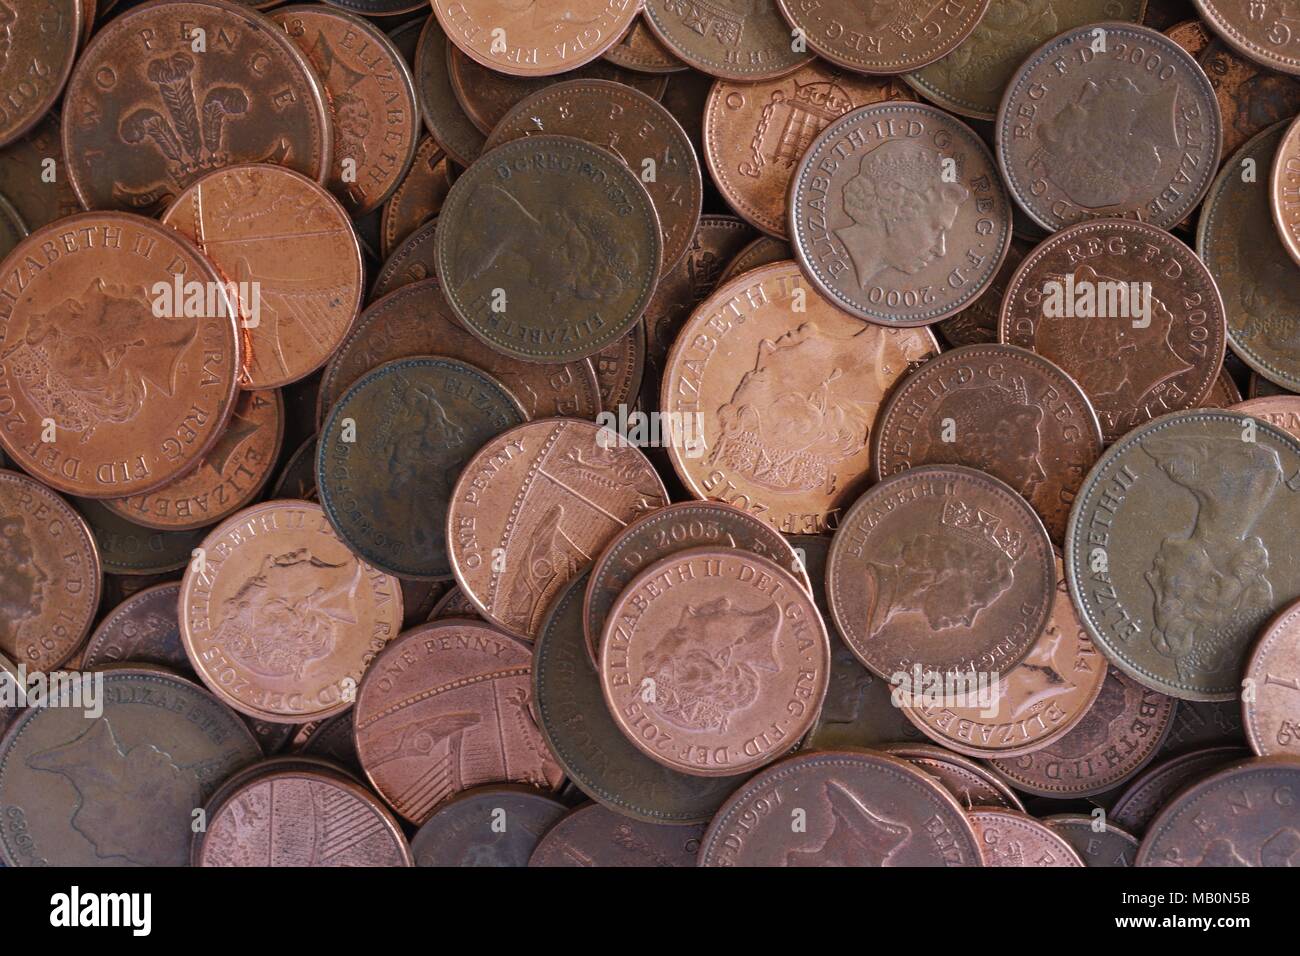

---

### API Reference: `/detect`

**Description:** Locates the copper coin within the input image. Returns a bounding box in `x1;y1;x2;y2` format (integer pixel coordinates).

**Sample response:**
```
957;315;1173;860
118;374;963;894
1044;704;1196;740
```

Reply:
1001;220;1227;442
179;500;404;723
698;749;984;866
80;581;185;671
400;578;449;630
294;711;363;776
321;0;427;15
0;0;80;147
592;324;647;417
1200;37;1300;162
0;113;82;231
0;470;101;672
380;136;453;258
1273;115;1300;266
200;767;412;866
1194;0;1300;75
718;235;793;284
600;547;829;776
990;669;1177;797
1202;368;1245;407
1231;394;1300;442
1108;744;1249;834
428;583;482;622
1167;17;1212;58
530;802;703;866
432;0;639;77
0;666;260;866
74;498;207;576
1044;813;1140;866
370;216;440;301
411;784;569;866
790;101;1012;326
995;23;1221;233
883;742;1025;810
0;212;241;497
776;0;990;74
969;809;1086;866
642;0;813;82
704;63;913;239
162;164;363;390
353;619;564;823
414;18;485;168
318;278;602;423
936;239;1028;348
604;16;687;73
0;651;19;735
584;501;808;666
662;261;939;534
448;417;668;638
485;79;703;276
62;0;331;213
272;5;421;218
828;464;1056;679
102;390;284;532
1244;598;1300;757
1160;699;1247;757
873;344;1103;544
317;357;527;580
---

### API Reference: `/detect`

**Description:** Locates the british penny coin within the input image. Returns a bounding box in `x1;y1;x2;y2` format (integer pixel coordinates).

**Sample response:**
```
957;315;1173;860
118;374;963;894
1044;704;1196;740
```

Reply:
448;418;668;638
294;711;363;777
1067;410;1300;699
776;0;991;74
904;0;1148;122
318;278;602;424
1160;699;1247;757
593;324;646;412
1194;0;1300;75
1231;395;1300;442
414;18;485;169
436;135;662;364
102;390;284;532
604;17;686;73
901;554;1109;759
411;785;569;867
0;213;241;498
380;136;453;258
936;240;1028;348
1244;598;1300;757
599;547;829;776
74;499;207;577
0;667;260;866
698;749;984;866
317;357;527;580
1202;369;1245;407
179;500;404;723
272;5;421;218
990;669;1177;797
199;767;412;866
1200;38;1300;162
1137;756;1300;865
0;113;82;232
1272;114;1300;265
663;261;939;534
534;572;749;823
883;742;1025;810
1108;745;1248;834
400;579;448;630
370;217;439;301
432;0;639;77
1001;221;1228;442
0;0;80;147
718;236;793;284
530;803;704;866
995;23;1221;233
584;501;808;666
353;619;564;823
62;0;331;213
704;63;913;239
163;164;363;390
428;584;482;622
270;435;318;502
386;14;424;64
642;0;812;82
790;102;1012;327
80;581;185;671
485;79;702;275
0;470;101;672
828;464;1056;679
1167;18;1212;59
1044;813;1140;866
969;809;1086;866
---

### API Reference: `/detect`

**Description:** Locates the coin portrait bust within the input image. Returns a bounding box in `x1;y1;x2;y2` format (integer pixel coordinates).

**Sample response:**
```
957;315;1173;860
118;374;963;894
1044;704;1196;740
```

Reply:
0;515;47;647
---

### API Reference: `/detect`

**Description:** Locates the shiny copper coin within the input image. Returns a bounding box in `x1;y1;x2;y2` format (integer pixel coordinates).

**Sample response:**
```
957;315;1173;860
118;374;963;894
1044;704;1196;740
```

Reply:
414;17;484;168
1244;598;1300;757
74;499;207;577
969;809;1085;866
411;784;569;866
593;323;646;413
936;240;1028;348
663;261;939;535
1044;813;1140;867
80;581;185;671
604;16;687;73
370;217;439;301
1108;745;1249;834
179;500;404;723
1272;114;1300;266
272;5;420;217
718;235;792;284
0;470;101;672
1195;0;1300;75
790;102;1012;326
643;0;813;82
1200;38;1300;162
530;802;704;866
448;418;668;639
883;742;1025;810
698;749;984;866
1001;220;1228;442
0;0;80;147
1231;395;1300;442
380;136;452;258
0;212;241;497
0;113;81;231
62;0;331;213
353;619;564;823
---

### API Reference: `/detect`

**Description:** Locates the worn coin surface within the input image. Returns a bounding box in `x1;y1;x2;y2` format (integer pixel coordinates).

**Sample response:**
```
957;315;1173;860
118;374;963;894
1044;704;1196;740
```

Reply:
380;136;453;258
1274;115;1300;266
411;785;569;866
1161;699;1247;757
719;236;793;284
698;749;984;866
1244;598;1300;757
995;23;1221;233
428;584;481;623
80;582;185;671
370;217;440;301
0;113;82;232
1194;0;1300;75
643;0;812;81
1109;744;1248;834
790;102;1012;326
1200;38;1300;161
74;499;207;577
1044;813;1140;866
593;324;646;413
414;17;485;168
970;809;1086;866
883;742;1024;810
530;803;704;866
0;0;80;147
604;16;686;73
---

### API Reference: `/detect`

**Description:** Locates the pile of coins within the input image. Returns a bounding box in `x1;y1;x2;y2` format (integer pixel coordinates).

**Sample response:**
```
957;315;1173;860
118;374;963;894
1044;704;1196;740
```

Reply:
1;0;1298;868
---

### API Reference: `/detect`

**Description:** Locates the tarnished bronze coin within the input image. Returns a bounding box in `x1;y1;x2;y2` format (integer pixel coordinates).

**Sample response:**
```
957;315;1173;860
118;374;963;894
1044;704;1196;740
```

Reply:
1066;410;1300;700
179;500;404;723
353;619;564;823
643;0;812;82
1195;0;1300;75
380;136;453;258
293;711;363;777
414;17;484;168
883;742;1024;810
593;323;646;412
0;667;260;866
605;16;686;73
1273;114;1300;266
790;102;1012;326
0;113;82;232
970;809;1085;866
1044;813;1140;867
936;240;1027;348
828;464;1056;679
74;499;207;577
698;749;983;866
1161;699;1247;757
1203;369;1245;407
718;235;793;284
370;217;439;301
102;390;284;532
272;5;420;217
1001;220;1227;442
428;584;481;623
62;0;331;213
1200;38;1300;161
1244;598;1300;757
1137;756;1300;865
663;261;939;535
318;357;526;580
995;23;1221;233
0;212;240;498
81;581;185;671
0;470;101;672
1109;745;1248;834
0;0;80;147
530;802;703;866
704;63;912;239
411;784;569;866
